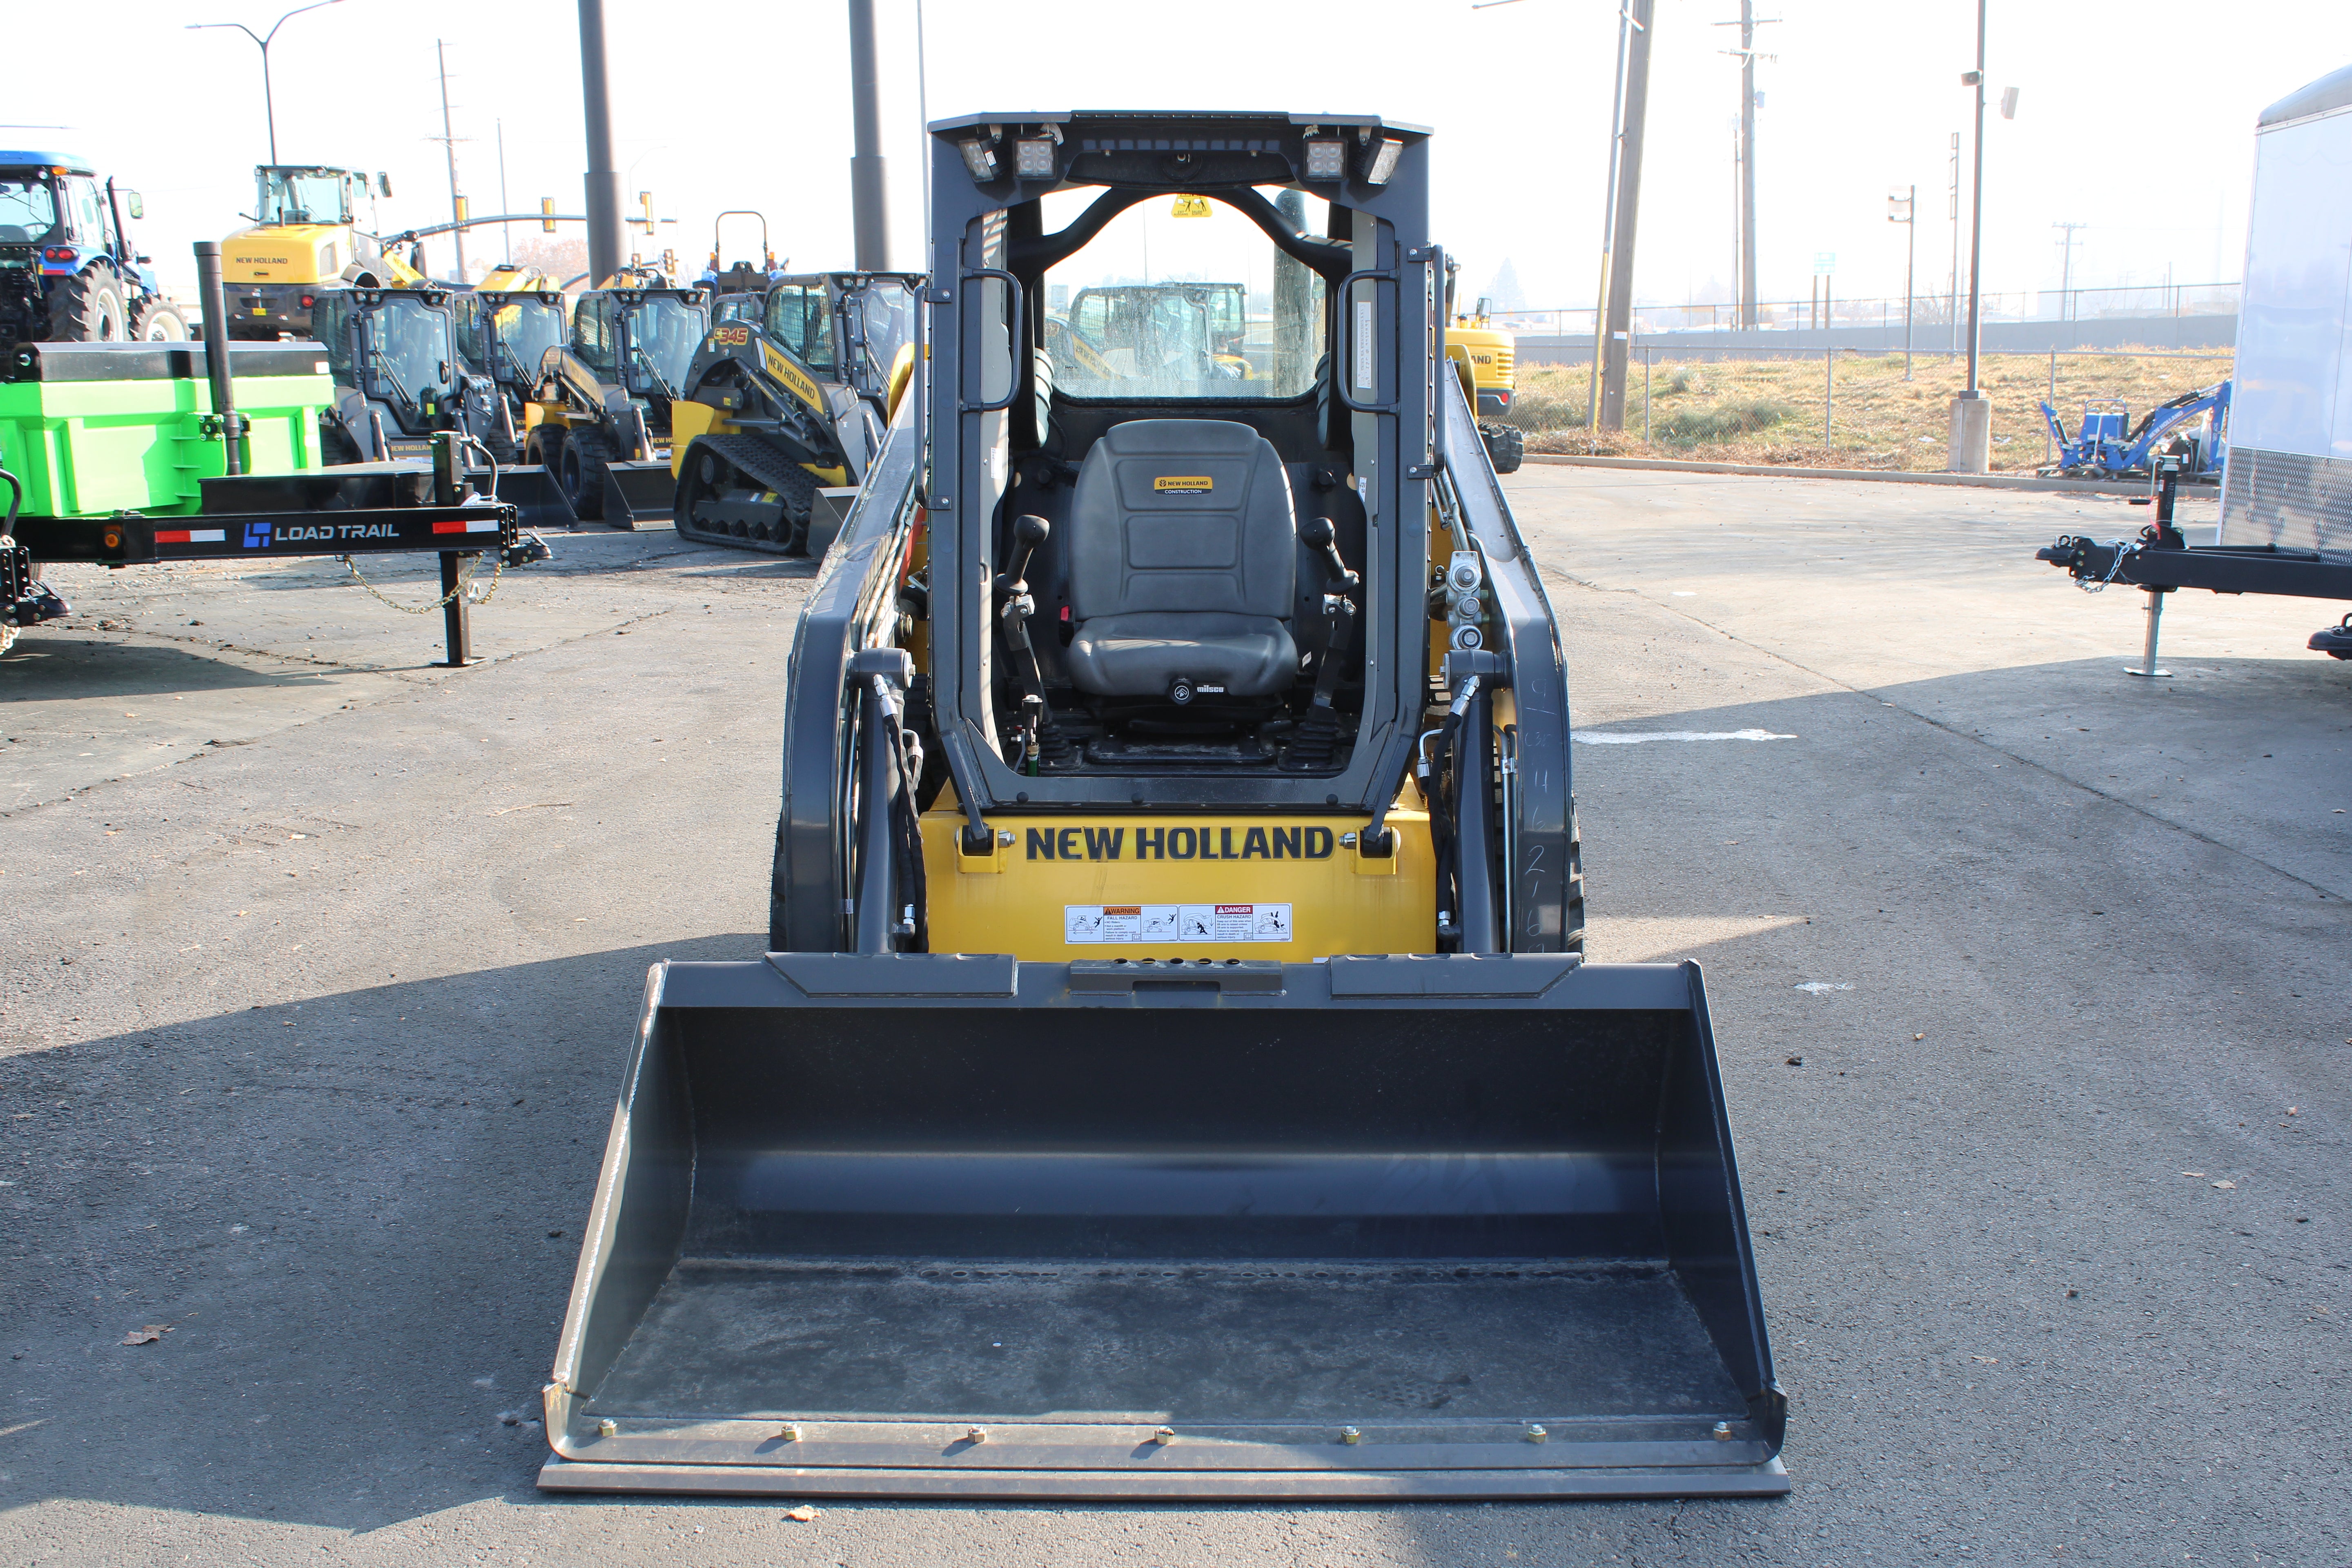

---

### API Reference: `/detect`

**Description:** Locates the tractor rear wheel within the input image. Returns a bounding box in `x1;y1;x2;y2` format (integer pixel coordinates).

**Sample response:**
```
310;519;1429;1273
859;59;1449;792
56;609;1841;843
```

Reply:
132;300;189;341
48;270;127;342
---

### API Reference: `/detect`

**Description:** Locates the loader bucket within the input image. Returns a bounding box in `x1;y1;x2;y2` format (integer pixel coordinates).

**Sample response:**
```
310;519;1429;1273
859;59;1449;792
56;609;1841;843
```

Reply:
473;463;570;533
599;459;678;530
540;954;1787;1500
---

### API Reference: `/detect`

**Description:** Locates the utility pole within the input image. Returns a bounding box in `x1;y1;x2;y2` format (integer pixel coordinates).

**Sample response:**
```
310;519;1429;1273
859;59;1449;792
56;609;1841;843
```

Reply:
434;40;469;283
846;0;889;270
2053;220;2087;321
497;119;512;265
1712;1;1776;330
1588;1;1635;429
1597;0;1657;432
1889;185;1915;379
576;0;623;289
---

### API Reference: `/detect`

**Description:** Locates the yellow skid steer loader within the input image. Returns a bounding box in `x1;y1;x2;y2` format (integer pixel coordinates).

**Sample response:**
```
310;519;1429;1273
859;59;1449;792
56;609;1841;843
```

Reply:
539;111;1786;1501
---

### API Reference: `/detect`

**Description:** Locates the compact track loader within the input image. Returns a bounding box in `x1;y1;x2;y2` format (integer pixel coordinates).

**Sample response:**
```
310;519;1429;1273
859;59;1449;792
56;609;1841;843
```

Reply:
453;267;569;460
523;271;709;525
541;111;1784;1501
669;270;920;554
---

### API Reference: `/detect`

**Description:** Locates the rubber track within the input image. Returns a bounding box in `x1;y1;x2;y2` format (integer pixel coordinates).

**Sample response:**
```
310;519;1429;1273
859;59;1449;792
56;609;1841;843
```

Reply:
675;434;823;554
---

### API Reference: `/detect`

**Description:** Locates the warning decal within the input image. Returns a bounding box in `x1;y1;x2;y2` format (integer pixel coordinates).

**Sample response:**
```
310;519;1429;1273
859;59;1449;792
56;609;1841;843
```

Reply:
1065;902;1292;944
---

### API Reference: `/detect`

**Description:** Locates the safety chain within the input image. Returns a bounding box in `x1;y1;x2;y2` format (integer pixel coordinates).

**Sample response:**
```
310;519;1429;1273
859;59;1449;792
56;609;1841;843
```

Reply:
339;435;526;614
341;546;505;614
2072;535;2141;595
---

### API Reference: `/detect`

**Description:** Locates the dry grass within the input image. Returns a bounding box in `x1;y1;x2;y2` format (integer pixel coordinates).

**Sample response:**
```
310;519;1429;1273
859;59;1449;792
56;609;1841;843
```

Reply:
1506;348;2230;472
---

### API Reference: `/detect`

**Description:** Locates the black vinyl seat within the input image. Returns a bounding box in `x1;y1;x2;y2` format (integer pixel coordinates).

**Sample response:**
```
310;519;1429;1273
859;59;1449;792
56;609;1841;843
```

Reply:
1062;419;1298;699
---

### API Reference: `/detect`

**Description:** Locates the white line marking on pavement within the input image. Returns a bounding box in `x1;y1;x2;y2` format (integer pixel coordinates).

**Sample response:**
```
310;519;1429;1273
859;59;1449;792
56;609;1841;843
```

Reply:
1571;728;1796;744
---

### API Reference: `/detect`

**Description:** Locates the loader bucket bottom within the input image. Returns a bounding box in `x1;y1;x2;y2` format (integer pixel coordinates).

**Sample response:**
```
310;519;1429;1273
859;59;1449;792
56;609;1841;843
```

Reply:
540;956;1786;1499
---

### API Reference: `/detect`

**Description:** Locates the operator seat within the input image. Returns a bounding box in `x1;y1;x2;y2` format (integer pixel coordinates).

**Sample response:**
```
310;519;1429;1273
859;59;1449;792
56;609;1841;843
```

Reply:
1062;419;1298;700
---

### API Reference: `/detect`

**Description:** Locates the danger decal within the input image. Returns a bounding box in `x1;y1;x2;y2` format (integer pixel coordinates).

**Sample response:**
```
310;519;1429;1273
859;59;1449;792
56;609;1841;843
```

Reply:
1065;903;1293;944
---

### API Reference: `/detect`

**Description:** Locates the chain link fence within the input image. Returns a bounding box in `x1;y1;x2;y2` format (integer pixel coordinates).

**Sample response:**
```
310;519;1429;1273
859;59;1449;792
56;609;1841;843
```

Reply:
1503;346;2232;473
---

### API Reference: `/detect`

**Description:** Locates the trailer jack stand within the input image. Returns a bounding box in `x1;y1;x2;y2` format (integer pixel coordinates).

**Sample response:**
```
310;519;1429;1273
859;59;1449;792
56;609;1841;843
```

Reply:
2126;585;2173;679
434;551;481;667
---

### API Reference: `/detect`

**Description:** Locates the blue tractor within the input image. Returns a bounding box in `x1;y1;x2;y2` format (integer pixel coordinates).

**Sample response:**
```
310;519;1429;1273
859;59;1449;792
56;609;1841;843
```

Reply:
2038;378;2230;481
0;151;187;348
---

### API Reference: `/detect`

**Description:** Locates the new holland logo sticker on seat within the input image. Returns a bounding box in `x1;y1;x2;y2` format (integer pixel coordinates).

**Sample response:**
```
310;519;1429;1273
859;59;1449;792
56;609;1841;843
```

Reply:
1153;475;1213;493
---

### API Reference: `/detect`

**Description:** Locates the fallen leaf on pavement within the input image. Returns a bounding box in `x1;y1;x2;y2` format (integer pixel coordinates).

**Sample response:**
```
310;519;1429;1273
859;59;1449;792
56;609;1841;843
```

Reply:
784;1506;819;1522
121;1325;172;1346
2212;1180;2236;1189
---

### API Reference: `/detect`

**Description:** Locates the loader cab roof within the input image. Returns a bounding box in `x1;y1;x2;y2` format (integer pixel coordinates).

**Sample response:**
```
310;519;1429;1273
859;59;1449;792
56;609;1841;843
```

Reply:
914;109;1445;802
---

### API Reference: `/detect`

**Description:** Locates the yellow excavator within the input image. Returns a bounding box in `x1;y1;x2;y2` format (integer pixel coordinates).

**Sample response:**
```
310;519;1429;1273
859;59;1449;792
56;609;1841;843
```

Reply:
1445;258;1523;473
537;109;1784;1503
220;165;421;340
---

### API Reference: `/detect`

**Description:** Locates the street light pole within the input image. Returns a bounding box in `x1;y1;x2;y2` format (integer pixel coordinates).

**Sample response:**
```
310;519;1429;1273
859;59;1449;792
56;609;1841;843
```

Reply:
1947;0;1992;472
1963;0;1987;396
186;0;347;165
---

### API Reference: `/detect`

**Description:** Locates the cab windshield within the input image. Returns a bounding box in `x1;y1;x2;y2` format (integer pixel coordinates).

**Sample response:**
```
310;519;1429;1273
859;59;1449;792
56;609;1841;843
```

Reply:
622;294;707;395
846;279;916;397
1041;188;1327;401
258;168;354;227
488;298;566;383
763;284;835;374
320;294;452;409
0;175;59;245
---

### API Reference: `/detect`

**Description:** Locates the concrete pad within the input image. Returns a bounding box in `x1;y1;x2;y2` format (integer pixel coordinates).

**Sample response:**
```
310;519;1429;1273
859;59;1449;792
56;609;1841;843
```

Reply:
0;470;2345;1566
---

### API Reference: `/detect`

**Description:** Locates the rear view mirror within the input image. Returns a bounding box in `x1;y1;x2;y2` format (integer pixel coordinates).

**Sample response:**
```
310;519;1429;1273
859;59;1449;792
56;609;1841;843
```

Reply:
378;174;394;198
125;192;145;220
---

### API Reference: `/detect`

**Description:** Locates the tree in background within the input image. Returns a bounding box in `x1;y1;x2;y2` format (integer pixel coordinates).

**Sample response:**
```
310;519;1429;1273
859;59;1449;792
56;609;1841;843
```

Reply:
1484;259;1526;313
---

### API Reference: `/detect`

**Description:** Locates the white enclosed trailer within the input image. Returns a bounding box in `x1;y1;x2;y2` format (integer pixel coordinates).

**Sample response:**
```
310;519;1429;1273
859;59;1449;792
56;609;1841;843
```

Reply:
2226;63;2352;568
2037;63;2352;662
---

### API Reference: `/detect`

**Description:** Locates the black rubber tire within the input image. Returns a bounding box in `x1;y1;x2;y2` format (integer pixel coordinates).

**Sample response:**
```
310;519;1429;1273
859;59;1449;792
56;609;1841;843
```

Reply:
767;812;793;953
1482;422;1526;476
1561;799;1586;957
132;299;189;341
320;419;369;466
560;428;614;520
47;269;127;342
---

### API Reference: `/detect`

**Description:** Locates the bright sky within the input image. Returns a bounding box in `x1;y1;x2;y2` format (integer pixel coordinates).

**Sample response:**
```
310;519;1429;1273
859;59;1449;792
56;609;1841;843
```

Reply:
11;0;2348;311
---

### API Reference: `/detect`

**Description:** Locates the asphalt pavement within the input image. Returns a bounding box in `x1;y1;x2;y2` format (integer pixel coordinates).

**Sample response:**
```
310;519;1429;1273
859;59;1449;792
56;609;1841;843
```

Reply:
2;474;2345;1566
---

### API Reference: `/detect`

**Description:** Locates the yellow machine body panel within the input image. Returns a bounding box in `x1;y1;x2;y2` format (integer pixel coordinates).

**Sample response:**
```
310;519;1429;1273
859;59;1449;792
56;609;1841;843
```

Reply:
668;398;719;474
1445;322;1515;399
919;804;1437;961
221;223;351;285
